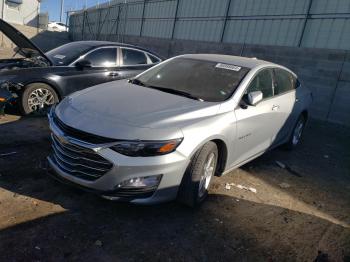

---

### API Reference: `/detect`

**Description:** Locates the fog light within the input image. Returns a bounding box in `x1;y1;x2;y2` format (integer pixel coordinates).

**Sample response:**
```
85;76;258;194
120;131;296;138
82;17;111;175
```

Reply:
116;175;162;189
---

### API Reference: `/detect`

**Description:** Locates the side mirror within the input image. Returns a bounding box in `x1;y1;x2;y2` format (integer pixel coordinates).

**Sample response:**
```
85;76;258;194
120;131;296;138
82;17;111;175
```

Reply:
247;91;263;106
75;59;92;69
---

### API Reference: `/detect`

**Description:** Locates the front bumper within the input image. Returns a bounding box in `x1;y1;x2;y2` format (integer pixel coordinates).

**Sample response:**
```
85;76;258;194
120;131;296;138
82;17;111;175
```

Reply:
47;110;190;204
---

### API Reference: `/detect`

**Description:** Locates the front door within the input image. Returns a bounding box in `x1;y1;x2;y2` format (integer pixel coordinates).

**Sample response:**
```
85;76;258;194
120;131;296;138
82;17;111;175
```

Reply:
232;68;277;167
60;47;122;95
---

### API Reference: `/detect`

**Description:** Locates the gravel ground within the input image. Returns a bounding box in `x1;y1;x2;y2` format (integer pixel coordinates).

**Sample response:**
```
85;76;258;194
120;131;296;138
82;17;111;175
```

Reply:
0;114;349;262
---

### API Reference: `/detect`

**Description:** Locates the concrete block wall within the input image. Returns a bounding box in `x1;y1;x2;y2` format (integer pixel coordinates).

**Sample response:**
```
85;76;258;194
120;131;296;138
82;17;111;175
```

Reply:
120;35;350;126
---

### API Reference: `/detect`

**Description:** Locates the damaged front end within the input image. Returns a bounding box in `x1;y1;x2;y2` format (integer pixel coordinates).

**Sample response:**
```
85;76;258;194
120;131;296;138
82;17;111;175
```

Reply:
0;57;47;71
0;81;21;115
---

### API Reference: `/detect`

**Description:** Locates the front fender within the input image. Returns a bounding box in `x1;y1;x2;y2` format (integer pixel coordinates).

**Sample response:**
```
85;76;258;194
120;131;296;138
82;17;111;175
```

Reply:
177;111;236;170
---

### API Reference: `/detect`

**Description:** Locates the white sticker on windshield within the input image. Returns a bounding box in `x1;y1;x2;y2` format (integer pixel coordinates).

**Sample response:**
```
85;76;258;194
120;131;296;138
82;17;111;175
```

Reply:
54;54;66;59
215;63;241;72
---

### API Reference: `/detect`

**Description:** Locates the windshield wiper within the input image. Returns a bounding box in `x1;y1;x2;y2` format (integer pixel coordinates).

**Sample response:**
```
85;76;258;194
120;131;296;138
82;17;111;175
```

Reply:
146;86;203;101
129;78;146;87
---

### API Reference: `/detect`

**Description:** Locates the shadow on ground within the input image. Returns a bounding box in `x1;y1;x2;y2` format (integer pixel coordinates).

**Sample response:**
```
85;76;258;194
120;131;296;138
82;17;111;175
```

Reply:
0;116;349;261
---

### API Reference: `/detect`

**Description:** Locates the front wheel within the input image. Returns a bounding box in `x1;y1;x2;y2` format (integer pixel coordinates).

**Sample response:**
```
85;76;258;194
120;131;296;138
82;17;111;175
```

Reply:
20;83;59;115
177;141;218;207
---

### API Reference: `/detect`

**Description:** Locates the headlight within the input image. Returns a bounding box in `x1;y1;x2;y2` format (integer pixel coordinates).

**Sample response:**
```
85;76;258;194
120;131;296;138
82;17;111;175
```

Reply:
110;139;183;157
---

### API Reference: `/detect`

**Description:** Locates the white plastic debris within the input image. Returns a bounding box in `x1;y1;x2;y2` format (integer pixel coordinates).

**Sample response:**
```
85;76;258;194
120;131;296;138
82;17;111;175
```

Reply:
225;183;257;193
279;182;291;189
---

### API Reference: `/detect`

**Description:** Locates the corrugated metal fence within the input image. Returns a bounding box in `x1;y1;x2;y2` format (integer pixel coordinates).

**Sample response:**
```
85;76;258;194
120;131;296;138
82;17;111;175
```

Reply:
69;0;350;50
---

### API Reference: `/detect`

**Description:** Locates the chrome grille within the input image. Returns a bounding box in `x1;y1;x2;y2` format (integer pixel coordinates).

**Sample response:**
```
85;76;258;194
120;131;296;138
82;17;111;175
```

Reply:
50;134;113;181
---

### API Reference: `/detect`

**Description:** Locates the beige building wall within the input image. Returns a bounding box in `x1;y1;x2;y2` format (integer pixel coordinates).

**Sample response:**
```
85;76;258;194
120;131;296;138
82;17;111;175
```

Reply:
0;0;40;26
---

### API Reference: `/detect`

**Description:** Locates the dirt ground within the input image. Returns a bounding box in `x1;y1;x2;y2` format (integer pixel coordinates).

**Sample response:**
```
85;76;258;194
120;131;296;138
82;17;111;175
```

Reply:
0;113;349;262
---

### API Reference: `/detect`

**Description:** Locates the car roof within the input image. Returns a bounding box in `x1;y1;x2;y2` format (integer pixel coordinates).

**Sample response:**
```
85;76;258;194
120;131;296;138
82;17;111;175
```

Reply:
178;54;277;69
64;41;162;58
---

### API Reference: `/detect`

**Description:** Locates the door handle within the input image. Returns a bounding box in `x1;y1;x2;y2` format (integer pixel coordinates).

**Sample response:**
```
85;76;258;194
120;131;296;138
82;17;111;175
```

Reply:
272;105;280;111
108;71;119;77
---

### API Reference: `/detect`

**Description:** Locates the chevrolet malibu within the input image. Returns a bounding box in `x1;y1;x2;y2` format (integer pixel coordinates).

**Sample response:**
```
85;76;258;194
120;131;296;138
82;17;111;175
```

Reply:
47;54;312;206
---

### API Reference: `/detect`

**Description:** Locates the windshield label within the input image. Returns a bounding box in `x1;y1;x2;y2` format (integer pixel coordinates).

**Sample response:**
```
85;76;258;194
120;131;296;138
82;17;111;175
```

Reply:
54;54;66;59
215;63;241;71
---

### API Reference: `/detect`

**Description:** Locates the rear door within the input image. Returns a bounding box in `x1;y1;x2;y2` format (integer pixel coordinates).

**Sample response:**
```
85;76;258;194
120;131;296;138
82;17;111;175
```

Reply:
117;47;158;79
270;68;297;145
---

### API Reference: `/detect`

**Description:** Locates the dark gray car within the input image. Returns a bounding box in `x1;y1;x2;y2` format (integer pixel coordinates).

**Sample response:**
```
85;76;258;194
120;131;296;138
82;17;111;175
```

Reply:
0;19;162;114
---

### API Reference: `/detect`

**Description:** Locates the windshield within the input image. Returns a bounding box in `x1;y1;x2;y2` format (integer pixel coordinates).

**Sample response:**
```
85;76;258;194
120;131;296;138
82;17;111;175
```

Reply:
135;57;250;102
46;43;93;66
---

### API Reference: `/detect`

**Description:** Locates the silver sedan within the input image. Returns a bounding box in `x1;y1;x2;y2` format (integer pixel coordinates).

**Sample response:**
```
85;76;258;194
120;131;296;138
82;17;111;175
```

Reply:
47;54;312;206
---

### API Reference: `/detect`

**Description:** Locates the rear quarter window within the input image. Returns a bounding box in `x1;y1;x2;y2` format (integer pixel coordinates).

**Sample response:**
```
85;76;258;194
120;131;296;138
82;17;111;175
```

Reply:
122;49;147;65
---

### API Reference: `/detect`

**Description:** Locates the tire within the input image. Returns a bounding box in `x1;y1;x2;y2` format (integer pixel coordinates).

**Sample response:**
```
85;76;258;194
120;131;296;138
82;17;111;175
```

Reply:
177;141;218;207
20;83;59;115
284;114;306;150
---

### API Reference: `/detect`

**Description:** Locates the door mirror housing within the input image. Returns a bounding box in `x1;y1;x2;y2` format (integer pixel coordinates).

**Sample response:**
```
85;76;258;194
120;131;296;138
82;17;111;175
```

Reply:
247;91;263;106
75;59;92;69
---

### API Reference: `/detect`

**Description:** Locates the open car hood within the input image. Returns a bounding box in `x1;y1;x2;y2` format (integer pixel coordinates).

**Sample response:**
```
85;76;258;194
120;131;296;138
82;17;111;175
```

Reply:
0;19;52;65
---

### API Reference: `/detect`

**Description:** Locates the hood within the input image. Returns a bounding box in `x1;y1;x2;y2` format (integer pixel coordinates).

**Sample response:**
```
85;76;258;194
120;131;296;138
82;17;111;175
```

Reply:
0;19;51;64
56;80;220;140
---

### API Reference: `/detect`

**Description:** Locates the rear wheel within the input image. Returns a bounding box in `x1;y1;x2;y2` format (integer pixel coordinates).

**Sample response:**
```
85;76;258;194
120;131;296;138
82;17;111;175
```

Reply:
285;114;306;150
177;141;218;207
20;83;59;115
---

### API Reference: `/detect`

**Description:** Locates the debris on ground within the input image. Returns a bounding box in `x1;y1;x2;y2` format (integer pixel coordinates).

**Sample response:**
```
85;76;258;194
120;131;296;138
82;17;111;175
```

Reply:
34;246;41;250
214;218;223;224
275;161;286;169
279;182;291;189
324;155;329;159
225;183;232;190
225;183;257;193
275;161;302;177
0;152;17;157
95;240;103;247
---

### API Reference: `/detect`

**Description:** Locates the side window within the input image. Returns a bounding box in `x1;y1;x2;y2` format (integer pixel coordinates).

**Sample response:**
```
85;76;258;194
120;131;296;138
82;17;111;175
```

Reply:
148;53;161;64
273;68;295;95
246;69;273;99
122;48;147;65
84;48;117;67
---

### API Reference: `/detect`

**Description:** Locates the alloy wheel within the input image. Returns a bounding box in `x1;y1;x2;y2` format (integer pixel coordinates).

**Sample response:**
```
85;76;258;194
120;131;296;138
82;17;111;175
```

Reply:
198;152;216;198
27;88;55;113
292;118;305;146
